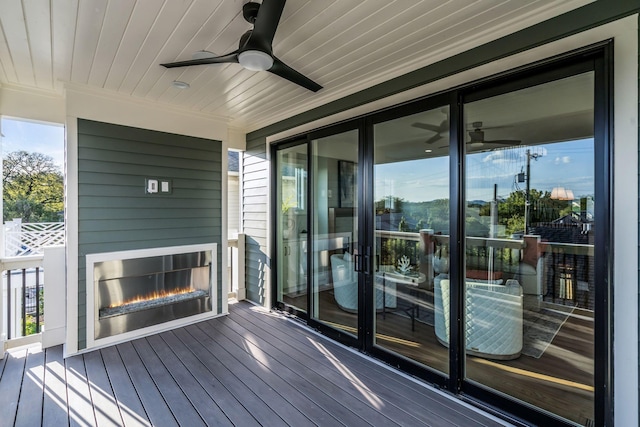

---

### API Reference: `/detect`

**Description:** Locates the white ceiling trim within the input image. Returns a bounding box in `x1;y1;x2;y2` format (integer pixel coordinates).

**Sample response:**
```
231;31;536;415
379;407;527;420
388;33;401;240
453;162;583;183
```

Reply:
247;0;593;133
267;15;623;145
0;0;594;134
64;82;230;142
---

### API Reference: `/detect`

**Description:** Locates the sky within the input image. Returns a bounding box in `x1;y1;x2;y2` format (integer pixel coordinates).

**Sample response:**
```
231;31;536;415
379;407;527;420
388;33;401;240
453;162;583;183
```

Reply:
0;116;594;204
1;117;65;169
375;139;594;203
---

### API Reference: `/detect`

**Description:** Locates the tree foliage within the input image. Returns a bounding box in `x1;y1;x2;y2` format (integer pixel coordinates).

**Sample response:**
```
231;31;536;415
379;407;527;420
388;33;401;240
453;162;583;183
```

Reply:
3;151;63;222
376;188;573;238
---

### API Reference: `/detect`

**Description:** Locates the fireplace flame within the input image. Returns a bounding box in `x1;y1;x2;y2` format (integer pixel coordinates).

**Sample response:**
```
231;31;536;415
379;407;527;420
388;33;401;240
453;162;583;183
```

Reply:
108;287;197;309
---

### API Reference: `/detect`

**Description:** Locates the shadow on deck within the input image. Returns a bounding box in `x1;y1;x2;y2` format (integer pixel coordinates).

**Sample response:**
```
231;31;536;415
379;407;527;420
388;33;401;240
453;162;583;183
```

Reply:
0;300;510;426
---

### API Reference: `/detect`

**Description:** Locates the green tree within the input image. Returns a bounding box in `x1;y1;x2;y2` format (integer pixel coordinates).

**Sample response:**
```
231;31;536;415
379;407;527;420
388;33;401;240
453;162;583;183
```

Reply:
3;151;63;222
478;189;570;235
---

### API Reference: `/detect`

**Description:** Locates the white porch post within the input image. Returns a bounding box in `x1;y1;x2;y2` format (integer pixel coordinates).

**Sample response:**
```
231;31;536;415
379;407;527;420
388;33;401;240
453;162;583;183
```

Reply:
236;233;246;300
42;246;66;348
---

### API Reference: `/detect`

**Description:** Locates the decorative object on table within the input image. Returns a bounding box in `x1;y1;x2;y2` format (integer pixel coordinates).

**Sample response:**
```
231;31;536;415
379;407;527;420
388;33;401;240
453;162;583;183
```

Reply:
397;255;412;274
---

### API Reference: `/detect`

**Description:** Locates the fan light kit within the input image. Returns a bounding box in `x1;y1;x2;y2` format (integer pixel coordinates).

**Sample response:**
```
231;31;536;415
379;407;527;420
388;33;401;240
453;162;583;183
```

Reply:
238;50;274;71
160;0;322;92
172;80;190;89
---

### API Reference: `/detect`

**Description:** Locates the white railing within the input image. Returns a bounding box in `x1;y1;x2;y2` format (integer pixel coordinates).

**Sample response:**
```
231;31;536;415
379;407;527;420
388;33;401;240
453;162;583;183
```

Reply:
1;246;66;356
1;254;45;351
4;220;65;256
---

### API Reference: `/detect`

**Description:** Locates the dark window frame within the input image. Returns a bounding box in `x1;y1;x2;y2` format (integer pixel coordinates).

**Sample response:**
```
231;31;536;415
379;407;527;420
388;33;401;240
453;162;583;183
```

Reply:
270;41;613;427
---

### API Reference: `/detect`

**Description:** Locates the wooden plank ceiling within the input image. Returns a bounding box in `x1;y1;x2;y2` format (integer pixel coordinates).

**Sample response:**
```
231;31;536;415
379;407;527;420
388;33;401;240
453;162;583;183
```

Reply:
0;0;591;132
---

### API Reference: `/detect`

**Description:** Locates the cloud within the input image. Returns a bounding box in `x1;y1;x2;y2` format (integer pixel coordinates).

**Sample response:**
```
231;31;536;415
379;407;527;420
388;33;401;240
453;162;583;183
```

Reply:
555;156;571;164
482;146;547;164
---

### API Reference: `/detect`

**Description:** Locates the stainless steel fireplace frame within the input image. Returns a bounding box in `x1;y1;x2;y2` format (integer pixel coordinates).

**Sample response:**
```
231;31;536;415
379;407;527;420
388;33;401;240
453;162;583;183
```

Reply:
85;243;218;350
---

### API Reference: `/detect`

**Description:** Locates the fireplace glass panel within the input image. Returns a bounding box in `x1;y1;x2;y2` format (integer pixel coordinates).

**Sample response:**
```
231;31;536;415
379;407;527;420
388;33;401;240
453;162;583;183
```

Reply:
94;250;212;339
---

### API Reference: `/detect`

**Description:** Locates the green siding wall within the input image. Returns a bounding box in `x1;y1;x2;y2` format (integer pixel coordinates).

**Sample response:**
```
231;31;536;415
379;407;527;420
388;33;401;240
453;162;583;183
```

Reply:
77;119;222;349
243;138;270;306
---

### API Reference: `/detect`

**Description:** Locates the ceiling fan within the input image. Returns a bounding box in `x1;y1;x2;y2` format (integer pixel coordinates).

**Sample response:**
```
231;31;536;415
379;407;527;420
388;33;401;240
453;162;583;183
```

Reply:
466;121;519;147
426;121;519;150
411;109;449;145
160;0;322;92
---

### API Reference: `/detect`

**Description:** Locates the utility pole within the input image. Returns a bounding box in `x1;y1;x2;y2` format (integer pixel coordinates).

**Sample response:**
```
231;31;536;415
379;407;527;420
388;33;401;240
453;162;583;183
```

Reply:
523;149;540;234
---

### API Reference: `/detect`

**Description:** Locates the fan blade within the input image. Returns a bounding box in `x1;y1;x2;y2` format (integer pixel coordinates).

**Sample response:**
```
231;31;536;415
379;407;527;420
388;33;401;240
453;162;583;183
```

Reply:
161;51;239;68
412;122;441;133
251;0;286;49
269;57;322;92
425;133;443;145
484;139;520;145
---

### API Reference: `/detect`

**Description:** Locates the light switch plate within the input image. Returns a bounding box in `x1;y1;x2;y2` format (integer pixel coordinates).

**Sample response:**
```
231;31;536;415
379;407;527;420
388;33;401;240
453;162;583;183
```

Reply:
161;180;170;193
146;179;158;193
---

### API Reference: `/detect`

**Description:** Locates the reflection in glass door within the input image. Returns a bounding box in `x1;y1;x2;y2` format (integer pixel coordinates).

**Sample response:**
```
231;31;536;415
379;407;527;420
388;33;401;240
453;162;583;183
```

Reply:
276;143;308;313
372;107;450;375
463;72;595;425
310;129;359;336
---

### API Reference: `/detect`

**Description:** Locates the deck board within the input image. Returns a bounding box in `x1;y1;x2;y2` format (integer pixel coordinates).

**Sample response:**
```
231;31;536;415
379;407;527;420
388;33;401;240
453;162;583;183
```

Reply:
130;338;208;427
99;346;150;427
214;311;415;426
66;354;97;427
83;350;123;427
186;322;316;426
232;302;499;427
42;345;69;427
199;319;350;425
0;301;509;426
116;341;180;427
145;334;232;426
159;331;261;427
171;327;285;426
14;347;45;427
0;348;27;427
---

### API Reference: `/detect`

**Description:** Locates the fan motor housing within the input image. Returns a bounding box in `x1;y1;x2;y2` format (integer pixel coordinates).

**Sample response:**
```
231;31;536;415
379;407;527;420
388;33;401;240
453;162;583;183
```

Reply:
243;2;260;24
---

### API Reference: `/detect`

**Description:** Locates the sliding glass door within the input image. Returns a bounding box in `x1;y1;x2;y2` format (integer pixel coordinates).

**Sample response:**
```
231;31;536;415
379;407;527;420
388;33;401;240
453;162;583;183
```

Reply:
309;128;360;336
273;47;609;427
275;143;308;313
462;70;596;426
371;106;450;376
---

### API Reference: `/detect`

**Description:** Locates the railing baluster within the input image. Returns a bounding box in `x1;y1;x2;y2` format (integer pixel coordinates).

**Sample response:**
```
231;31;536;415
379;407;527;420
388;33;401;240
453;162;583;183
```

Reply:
21;268;26;337
7;271;11;340
36;267;41;333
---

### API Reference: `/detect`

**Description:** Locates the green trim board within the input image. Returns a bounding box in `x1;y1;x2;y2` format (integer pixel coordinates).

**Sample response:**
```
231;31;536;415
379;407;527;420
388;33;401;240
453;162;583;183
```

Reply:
247;0;640;142
242;140;270;307
76;119;222;350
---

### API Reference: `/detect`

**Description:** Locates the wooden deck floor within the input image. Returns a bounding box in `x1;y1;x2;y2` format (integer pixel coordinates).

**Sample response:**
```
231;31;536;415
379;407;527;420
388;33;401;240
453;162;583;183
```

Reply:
0;301;510;427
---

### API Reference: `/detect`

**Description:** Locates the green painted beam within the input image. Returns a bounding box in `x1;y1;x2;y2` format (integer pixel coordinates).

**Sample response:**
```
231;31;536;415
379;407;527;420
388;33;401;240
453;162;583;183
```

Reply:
248;0;639;142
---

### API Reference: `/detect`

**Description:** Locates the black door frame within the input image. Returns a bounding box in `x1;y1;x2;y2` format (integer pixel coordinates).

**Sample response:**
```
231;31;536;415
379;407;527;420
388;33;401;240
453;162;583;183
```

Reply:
452;43;612;427
271;41;613;427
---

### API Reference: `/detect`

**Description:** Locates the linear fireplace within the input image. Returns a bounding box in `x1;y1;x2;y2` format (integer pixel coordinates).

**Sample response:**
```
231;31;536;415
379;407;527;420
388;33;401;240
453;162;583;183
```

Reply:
86;243;218;349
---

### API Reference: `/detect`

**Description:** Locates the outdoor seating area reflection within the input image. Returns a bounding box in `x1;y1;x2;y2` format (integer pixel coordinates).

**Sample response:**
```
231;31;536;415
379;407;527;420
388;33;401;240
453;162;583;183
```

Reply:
315;228;594;424
323;229;595;356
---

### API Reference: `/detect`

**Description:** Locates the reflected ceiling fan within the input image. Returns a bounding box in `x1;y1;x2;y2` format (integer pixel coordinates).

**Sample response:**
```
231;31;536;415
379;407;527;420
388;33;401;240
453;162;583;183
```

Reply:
160;0;322;92
466;121;519;147
411;109;449;145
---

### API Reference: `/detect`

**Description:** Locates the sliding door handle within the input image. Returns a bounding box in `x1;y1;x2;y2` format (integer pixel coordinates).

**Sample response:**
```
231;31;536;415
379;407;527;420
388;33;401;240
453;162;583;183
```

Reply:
363;254;371;275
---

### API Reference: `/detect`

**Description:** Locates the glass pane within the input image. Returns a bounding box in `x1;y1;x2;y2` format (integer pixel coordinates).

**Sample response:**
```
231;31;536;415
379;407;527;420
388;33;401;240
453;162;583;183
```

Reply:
276;144;308;312
310;130;359;336
463;72;594;425
373;107;450;375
